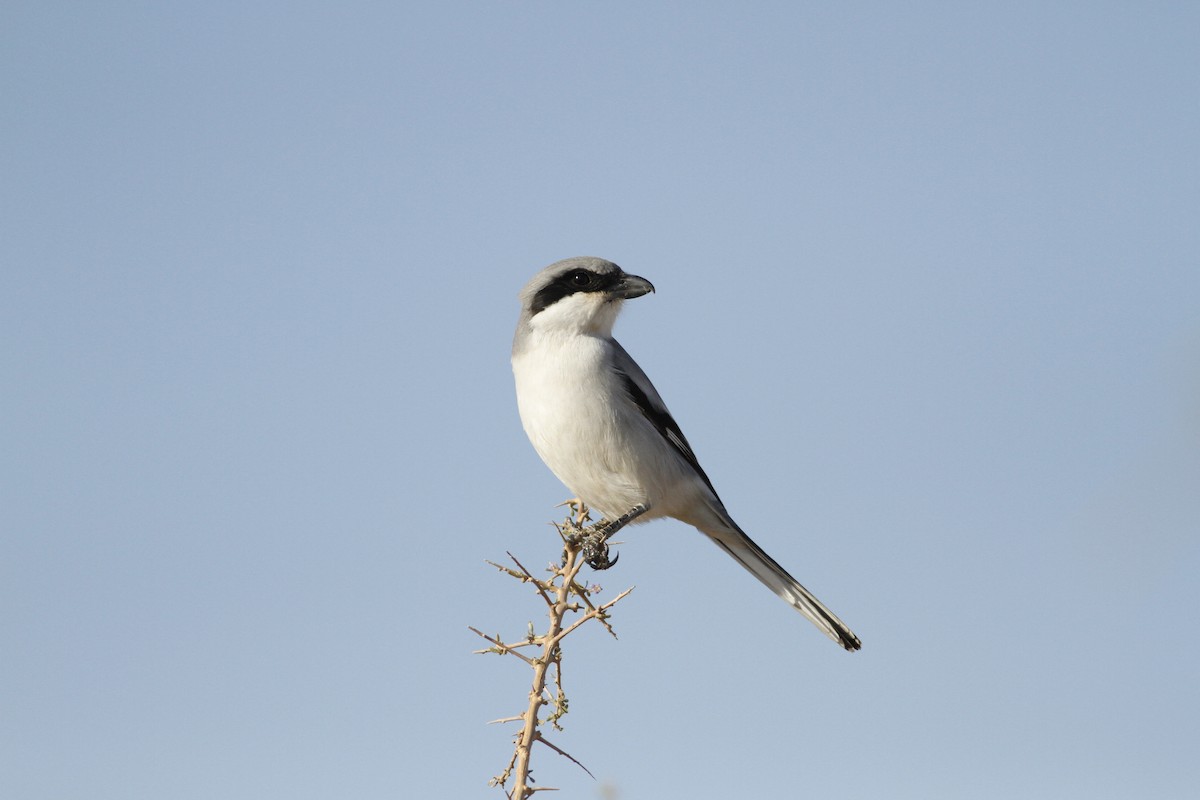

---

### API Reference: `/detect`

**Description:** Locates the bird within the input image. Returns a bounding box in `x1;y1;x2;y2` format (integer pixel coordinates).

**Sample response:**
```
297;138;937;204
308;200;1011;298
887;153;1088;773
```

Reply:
511;256;861;651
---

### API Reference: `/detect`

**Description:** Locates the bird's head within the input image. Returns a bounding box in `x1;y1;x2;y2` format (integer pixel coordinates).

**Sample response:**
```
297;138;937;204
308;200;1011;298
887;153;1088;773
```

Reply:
516;257;655;340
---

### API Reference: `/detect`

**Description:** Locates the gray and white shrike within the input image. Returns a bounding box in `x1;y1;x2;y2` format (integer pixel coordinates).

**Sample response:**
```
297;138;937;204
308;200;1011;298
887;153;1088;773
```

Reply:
511;257;861;651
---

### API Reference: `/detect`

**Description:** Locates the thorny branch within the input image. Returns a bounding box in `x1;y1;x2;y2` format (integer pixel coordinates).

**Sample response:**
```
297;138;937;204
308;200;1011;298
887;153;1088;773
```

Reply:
470;503;633;799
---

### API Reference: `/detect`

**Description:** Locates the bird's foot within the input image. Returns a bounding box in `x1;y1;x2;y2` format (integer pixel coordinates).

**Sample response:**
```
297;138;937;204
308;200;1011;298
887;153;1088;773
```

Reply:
561;520;616;570
581;533;619;571
574;504;649;571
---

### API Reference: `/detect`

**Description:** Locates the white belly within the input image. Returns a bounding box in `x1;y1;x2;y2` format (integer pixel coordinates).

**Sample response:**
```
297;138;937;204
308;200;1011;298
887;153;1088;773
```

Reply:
512;335;656;519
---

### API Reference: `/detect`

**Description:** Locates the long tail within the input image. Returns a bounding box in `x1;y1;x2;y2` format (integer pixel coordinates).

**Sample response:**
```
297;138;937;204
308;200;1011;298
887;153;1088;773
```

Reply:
705;521;861;651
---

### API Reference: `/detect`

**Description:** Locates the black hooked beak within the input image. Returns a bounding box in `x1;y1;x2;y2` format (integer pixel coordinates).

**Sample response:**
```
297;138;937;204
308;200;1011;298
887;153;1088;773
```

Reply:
614;273;655;299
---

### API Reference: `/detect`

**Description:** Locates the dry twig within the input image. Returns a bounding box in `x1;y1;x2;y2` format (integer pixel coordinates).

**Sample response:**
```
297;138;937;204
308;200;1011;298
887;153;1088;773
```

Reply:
470;503;633;798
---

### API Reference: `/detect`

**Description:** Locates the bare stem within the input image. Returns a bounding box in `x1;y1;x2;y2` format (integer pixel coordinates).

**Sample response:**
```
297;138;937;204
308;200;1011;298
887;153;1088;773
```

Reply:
510;547;578;797
472;505;633;798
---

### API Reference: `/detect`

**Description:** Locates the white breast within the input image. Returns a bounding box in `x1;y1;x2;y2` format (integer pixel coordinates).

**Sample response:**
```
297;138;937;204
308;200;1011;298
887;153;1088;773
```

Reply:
511;331;649;518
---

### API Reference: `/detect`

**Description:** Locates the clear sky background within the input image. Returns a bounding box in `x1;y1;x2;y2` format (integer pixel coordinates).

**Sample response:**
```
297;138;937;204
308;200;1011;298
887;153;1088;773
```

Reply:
3;3;1198;798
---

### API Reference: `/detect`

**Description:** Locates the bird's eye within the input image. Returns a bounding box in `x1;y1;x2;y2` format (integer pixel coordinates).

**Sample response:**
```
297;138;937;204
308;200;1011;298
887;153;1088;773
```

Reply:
569;270;592;287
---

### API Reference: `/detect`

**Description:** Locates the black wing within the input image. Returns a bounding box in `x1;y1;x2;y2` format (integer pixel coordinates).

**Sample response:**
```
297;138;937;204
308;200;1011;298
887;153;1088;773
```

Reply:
608;338;720;499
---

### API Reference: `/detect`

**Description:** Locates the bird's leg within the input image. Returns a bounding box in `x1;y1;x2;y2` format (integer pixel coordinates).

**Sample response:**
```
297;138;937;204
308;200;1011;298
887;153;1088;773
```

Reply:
592;504;649;539
581;504;649;571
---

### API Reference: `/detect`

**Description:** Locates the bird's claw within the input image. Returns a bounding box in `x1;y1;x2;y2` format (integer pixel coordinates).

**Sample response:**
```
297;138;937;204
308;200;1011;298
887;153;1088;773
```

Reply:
563;522;620;570
563;504;646;570
581;534;619;571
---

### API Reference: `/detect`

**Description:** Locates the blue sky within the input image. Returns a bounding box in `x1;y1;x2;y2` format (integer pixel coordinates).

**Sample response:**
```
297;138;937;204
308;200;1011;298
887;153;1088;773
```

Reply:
2;3;1198;798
